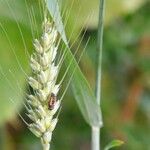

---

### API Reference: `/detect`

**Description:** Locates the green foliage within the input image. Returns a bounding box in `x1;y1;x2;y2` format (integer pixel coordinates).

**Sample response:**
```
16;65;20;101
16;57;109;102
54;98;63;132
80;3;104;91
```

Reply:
46;0;102;127
0;0;41;124
0;19;31;124
46;0;68;45
104;140;124;150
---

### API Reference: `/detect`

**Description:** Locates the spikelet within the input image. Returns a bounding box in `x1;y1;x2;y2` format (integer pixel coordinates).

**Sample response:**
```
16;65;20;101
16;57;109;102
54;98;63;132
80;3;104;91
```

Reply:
27;18;60;150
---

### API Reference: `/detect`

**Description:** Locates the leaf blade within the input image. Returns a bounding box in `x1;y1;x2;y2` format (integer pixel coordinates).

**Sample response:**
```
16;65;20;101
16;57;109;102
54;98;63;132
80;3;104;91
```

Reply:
46;0;68;46
104;140;124;150
47;0;102;127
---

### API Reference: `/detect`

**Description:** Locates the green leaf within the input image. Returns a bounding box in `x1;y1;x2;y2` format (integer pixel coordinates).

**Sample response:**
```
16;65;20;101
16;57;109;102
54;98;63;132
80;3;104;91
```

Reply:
0;0;30;28
46;0;68;46
47;0;102;127
104;140;124;150
0;0;40;125
0;19;32;124
67;48;103;127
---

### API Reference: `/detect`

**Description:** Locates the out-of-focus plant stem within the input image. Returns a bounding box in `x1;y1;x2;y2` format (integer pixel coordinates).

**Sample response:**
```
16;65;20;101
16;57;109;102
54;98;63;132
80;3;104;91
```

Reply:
92;0;105;150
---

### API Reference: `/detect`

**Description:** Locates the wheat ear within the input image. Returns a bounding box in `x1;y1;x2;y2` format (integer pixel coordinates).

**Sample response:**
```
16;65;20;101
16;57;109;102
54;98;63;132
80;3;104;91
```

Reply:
27;17;60;150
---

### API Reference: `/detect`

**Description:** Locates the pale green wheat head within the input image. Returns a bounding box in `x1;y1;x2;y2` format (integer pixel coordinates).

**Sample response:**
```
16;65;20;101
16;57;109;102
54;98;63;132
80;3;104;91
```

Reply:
27;17;60;150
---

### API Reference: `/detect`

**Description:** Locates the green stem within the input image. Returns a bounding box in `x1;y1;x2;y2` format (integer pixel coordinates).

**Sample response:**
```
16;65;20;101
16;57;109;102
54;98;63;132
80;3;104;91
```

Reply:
92;127;100;150
96;0;105;105
42;143;50;150
92;0;105;150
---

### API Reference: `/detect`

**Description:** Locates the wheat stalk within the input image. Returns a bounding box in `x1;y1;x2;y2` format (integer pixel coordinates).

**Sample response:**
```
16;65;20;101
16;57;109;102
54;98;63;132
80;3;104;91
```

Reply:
26;16;60;150
92;0;105;150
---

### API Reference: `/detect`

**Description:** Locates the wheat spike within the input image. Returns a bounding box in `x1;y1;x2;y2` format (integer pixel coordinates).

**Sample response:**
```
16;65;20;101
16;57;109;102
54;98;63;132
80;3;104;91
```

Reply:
27;17;60;150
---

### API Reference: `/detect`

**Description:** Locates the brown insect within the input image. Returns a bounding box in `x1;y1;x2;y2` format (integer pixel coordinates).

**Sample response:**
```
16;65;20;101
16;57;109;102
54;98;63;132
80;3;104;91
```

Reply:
48;93;57;110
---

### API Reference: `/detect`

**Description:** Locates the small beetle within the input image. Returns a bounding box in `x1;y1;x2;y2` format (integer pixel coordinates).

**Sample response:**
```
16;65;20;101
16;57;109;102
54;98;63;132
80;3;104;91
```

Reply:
48;93;57;110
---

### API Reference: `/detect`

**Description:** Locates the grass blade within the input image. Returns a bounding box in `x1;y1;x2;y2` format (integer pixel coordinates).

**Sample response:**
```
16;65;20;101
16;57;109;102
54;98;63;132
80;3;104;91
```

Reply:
104;140;124;150
46;0;68;45
46;0;102;127
92;0;105;150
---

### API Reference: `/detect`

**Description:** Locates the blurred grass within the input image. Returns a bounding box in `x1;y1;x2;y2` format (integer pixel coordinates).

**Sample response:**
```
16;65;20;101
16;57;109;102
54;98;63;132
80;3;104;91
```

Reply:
0;0;150;150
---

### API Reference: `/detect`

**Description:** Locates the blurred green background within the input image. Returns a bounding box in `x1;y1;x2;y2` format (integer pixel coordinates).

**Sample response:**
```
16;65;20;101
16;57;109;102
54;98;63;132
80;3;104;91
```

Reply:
0;0;150;150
